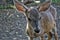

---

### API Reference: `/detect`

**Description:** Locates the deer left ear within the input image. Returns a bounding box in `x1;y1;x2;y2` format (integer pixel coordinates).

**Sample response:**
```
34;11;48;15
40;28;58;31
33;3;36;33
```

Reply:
13;0;28;13
38;1;51;11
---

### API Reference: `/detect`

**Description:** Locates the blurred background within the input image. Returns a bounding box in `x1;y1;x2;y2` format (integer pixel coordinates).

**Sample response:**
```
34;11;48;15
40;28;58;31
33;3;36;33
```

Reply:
0;0;60;40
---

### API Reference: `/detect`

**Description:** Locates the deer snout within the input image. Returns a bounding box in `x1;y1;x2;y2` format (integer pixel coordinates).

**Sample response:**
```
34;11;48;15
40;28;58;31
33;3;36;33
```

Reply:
34;29;40;33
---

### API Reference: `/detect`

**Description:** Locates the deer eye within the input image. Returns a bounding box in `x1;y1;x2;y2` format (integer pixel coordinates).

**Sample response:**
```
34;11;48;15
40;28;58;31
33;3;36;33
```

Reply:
38;17;41;20
39;17;41;20
28;18;32;21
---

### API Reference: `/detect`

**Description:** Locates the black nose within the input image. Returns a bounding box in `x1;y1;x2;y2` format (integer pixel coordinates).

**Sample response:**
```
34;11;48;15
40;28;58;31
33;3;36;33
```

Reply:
34;29;40;33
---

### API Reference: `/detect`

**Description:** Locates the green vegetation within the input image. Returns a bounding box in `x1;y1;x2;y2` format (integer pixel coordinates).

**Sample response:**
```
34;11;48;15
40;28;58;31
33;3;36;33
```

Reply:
0;5;13;9
52;0;60;4
0;0;60;9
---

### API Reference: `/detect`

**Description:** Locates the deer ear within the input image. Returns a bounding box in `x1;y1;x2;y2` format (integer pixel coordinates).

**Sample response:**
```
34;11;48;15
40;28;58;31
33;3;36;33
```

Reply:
38;1;51;11
13;0;28;13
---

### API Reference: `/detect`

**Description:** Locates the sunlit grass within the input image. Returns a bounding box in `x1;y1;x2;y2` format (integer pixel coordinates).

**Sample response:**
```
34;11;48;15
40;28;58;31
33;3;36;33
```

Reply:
10;5;16;9
34;1;40;3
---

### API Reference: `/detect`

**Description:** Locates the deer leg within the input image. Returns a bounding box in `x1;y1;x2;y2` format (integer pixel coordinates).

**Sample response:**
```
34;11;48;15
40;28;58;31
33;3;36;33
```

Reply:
29;37;33;40
53;26;58;40
53;27;58;40
26;28;35;37
40;32;45;40
54;32;58;40
40;35;44;40
47;32;52;40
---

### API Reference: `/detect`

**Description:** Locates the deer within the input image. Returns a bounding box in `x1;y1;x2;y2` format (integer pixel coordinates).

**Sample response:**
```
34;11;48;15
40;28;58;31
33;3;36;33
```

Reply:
13;0;58;40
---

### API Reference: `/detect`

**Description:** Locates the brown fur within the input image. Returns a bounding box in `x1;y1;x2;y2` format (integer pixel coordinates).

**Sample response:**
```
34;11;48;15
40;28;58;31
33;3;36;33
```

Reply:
39;1;51;11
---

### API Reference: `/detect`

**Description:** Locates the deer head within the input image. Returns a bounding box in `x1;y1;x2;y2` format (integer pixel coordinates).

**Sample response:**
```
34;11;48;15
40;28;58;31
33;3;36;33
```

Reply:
13;0;51;33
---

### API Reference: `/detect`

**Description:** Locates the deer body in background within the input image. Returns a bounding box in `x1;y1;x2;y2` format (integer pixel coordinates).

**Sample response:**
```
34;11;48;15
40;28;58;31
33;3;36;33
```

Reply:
13;0;58;40
21;0;34;5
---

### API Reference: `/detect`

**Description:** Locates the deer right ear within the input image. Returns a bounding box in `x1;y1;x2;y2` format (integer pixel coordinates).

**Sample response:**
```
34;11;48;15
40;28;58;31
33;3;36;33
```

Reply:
37;1;51;11
13;0;28;13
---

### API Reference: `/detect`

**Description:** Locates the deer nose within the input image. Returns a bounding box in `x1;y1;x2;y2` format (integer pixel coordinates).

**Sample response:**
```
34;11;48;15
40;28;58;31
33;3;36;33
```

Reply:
34;21;40;33
34;29;40;33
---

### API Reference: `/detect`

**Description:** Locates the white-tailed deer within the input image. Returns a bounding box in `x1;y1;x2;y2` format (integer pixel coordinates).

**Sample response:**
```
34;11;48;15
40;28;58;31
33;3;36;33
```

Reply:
13;0;58;40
